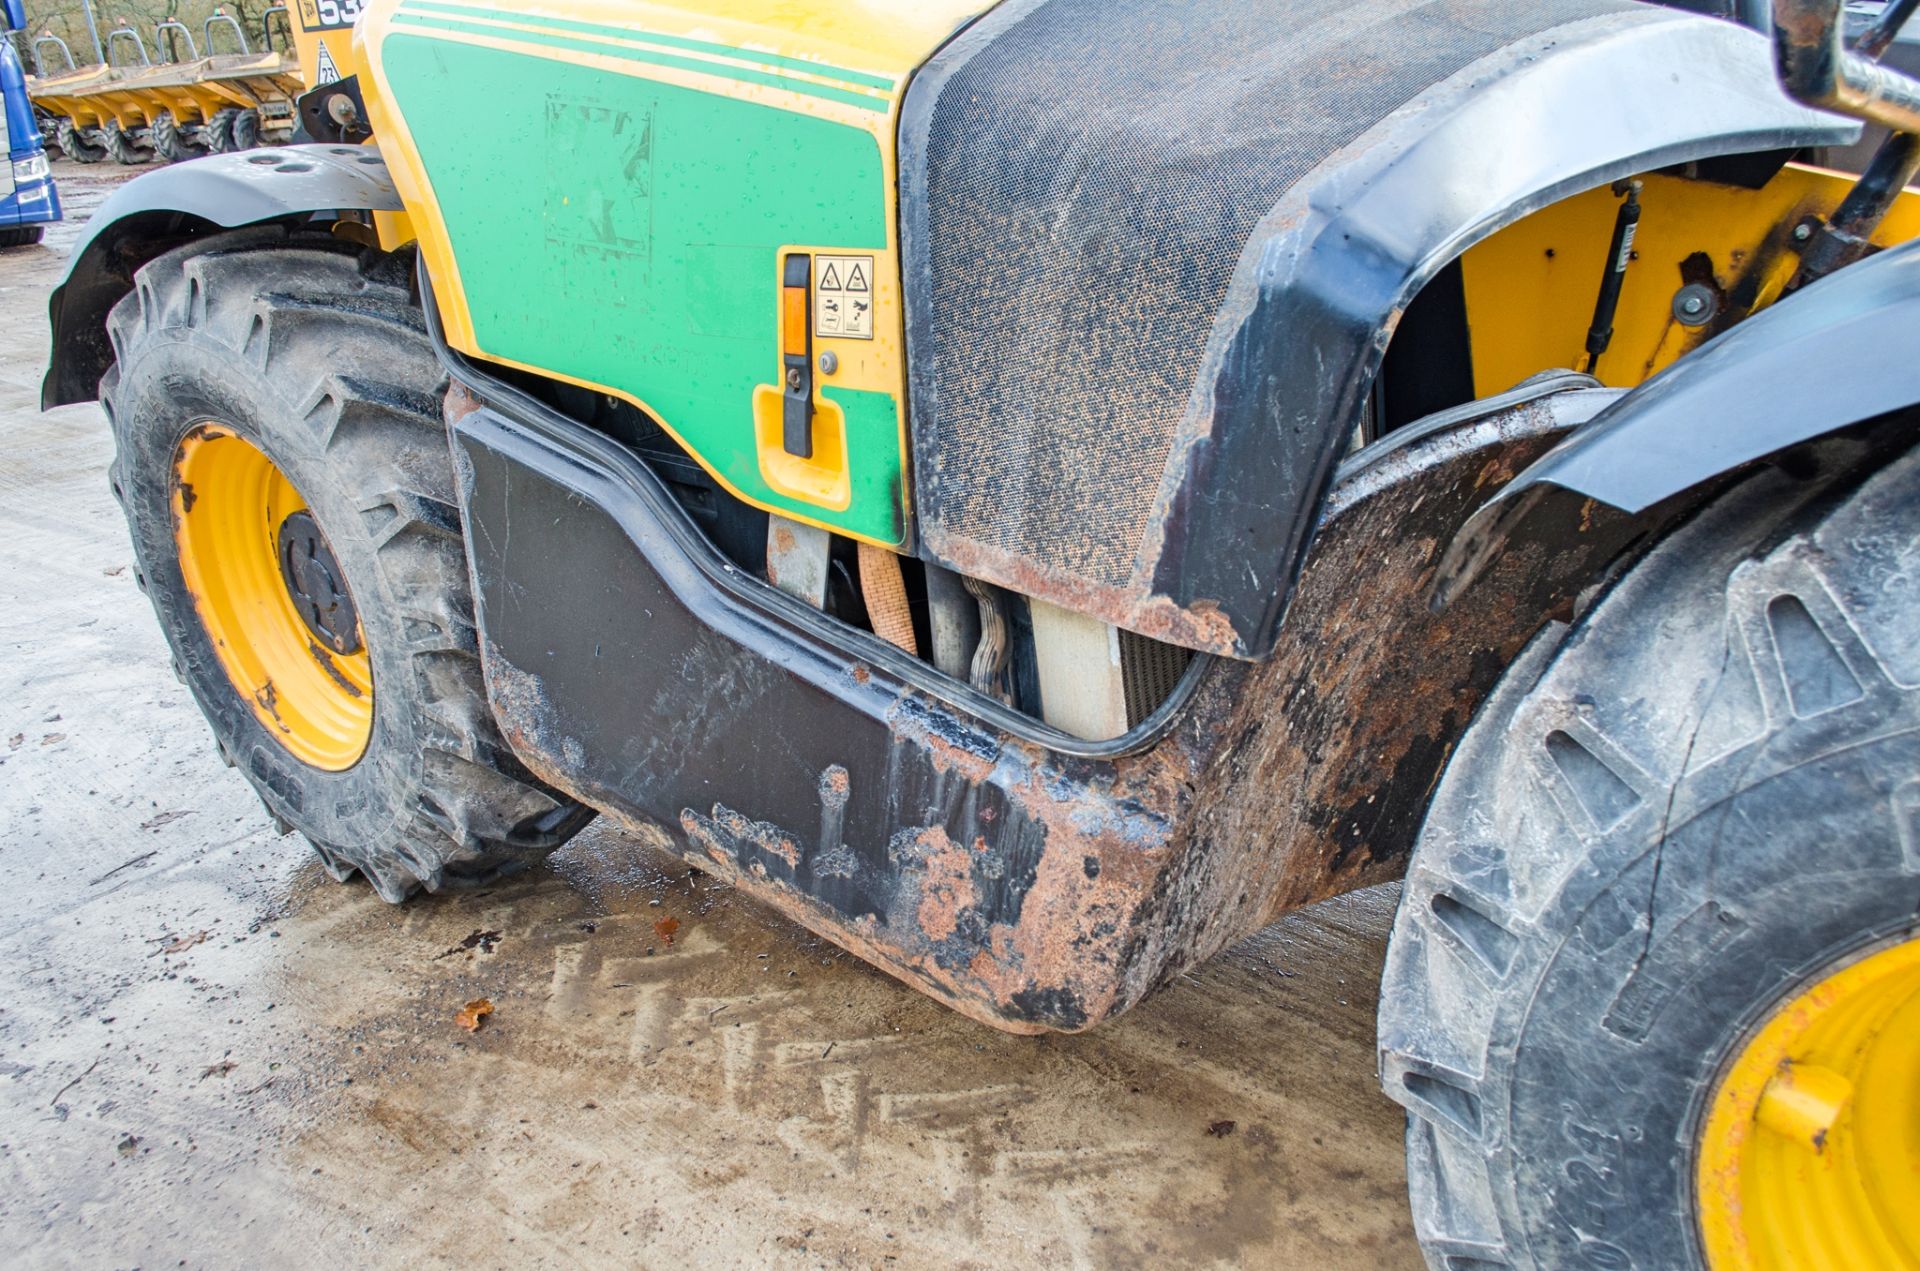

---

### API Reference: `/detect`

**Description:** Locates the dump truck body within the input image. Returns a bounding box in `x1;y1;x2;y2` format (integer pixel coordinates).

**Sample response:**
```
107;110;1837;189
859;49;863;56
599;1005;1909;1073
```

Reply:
25;5;359;163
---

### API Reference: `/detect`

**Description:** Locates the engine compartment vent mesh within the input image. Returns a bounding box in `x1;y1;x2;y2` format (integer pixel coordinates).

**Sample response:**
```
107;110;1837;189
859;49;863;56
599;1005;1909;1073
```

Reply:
1120;629;1193;728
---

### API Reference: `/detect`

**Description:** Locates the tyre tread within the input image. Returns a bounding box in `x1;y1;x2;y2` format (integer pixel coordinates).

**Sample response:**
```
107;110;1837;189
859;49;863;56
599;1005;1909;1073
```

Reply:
1381;454;1920;1268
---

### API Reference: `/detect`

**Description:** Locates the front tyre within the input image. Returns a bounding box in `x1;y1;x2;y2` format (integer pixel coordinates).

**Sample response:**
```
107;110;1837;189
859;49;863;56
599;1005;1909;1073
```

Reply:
102;229;592;901
1381;445;1920;1268
231;108;262;152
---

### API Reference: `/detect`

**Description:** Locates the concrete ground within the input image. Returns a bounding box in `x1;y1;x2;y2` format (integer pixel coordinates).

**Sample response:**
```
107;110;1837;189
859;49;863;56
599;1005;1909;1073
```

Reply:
0;157;1419;1269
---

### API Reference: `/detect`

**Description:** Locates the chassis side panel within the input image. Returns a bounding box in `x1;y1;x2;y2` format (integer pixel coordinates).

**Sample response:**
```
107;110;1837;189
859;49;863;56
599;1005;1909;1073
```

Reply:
449;351;1633;1033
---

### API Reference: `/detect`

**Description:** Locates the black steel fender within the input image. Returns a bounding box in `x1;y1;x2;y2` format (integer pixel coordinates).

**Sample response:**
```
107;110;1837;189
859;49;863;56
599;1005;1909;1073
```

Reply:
1436;236;1920;605
902;4;1854;661
42;144;402;409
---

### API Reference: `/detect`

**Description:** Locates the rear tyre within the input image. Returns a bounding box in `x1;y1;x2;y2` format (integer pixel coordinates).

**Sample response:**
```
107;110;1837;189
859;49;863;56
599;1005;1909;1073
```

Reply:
203;108;239;154
101;229;593;901
150;110;207;163
102;120;150;166
1381;445;1920;1268
57;119;106;164
231;108;262;152
0;226;45;248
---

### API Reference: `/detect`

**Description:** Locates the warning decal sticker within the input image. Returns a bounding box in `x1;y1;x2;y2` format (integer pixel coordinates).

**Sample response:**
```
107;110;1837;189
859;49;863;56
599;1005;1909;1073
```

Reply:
814;255;874;340
314;40;342;84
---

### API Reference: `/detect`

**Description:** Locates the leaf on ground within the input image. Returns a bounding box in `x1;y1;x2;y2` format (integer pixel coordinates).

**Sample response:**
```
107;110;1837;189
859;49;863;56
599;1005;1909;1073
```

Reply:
103;566;126;576
455;998;494;1032
160;931;208;955
200;1060;237;1080
140;810;193;832
41;733;65;745
653;916;680;946
1206;1120;1237;1138
116;1134;139;1157
7;734;20;750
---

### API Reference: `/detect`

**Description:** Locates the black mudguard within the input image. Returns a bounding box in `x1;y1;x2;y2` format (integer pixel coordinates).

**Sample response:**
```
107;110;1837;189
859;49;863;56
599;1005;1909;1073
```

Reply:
901;0;1851;660
1438;237;1920;605
42;144;402;409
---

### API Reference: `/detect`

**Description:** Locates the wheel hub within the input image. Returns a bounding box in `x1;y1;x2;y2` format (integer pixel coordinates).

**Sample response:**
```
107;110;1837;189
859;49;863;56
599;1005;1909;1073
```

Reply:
1696;934;1920;1267
277;510;361;655
170;424;373;771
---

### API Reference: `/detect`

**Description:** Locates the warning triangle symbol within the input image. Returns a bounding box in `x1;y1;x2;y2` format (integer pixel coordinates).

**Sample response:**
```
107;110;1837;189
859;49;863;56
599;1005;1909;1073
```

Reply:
845;261;869;292
315;40;341;84
818;262;843;290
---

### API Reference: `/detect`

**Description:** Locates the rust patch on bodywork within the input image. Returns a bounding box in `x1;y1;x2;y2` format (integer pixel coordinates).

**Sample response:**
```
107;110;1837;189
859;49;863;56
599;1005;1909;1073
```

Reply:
931;535;1243;655
679;731;1189;1033
680;804;800;875
443;379;485;429
905;828;977;941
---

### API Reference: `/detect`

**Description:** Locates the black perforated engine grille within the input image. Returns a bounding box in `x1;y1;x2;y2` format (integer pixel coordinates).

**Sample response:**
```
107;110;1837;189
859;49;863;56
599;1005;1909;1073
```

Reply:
903;0;1636;589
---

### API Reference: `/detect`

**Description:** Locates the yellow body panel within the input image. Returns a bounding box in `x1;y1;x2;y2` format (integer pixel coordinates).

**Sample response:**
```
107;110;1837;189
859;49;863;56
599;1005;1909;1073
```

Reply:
1461;165;1920;395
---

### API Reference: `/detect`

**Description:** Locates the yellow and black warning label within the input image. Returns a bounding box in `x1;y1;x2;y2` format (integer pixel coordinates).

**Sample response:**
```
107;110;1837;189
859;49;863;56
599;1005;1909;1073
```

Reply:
296;0;363;32
814;255;874;340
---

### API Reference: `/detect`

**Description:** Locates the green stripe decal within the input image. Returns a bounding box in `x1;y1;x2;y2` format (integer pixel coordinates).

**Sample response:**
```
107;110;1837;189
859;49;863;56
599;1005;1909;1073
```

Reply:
390;14;889;111
398;1;897;93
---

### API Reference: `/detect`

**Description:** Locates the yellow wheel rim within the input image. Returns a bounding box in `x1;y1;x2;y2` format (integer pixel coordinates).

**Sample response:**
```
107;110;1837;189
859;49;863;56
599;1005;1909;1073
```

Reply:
172;424;373;771
1697;933;1920;1269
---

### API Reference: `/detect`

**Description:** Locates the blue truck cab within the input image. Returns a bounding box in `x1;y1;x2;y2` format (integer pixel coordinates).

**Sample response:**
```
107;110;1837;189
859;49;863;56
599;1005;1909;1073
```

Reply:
0;0;59;246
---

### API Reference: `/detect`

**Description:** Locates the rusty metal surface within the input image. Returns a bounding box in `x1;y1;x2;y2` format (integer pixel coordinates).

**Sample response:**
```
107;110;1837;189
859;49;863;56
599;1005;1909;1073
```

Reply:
452;382;1647;1034
1775;0;1920;134
1173;390;1631;931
